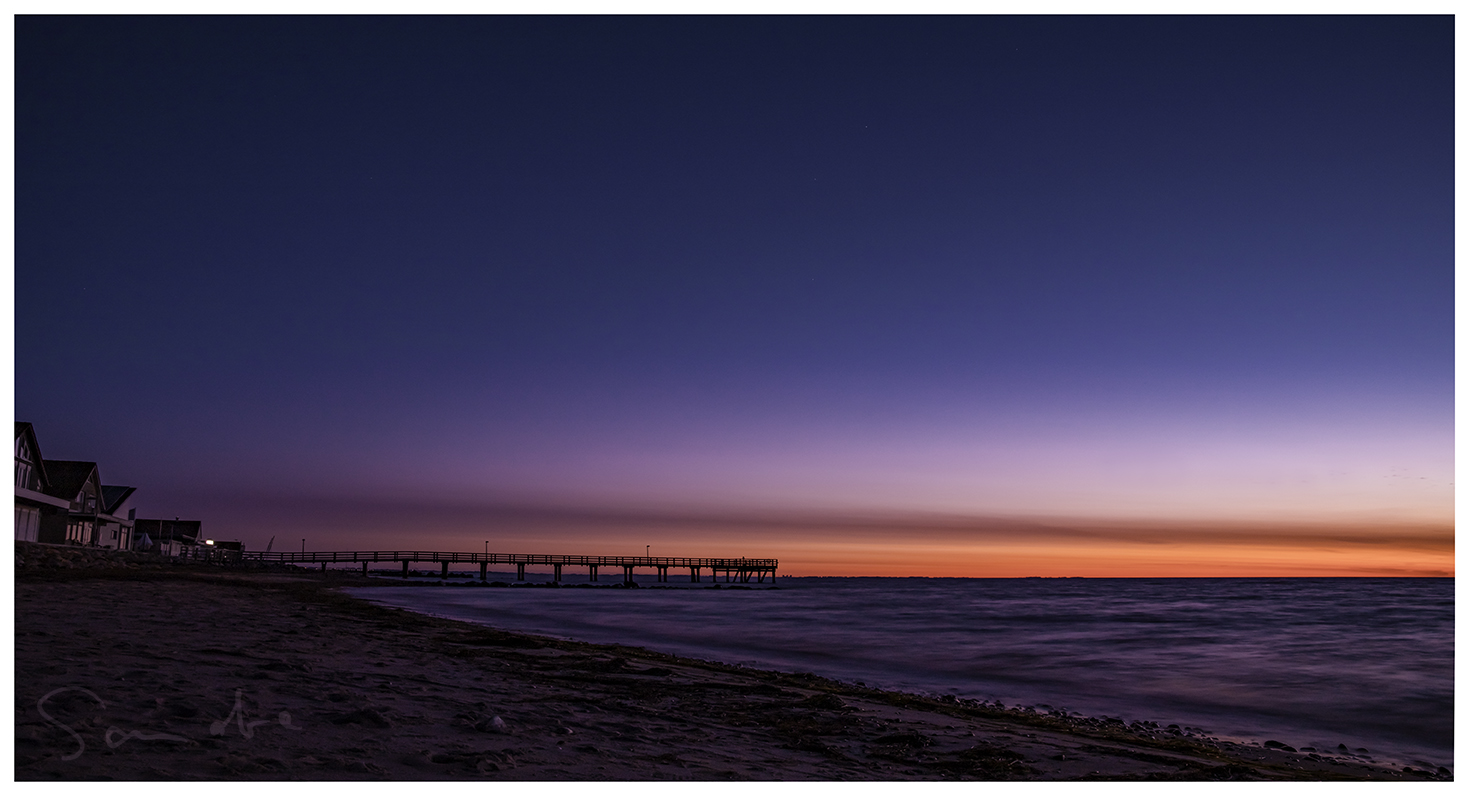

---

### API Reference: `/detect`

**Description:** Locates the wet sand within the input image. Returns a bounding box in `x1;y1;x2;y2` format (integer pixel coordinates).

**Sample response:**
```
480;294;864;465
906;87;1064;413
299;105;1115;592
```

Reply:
13;554;1434;781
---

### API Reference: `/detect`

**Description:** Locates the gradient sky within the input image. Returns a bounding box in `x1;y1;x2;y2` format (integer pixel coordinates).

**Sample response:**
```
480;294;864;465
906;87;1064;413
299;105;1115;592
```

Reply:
14;16;1453;576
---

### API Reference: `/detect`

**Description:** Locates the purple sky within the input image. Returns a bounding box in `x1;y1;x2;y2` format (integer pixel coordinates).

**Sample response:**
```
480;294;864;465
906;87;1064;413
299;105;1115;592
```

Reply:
16;17;1452;570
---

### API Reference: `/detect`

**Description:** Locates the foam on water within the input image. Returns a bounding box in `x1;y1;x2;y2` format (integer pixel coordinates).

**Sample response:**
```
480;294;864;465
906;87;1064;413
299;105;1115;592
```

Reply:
350;576;1452;770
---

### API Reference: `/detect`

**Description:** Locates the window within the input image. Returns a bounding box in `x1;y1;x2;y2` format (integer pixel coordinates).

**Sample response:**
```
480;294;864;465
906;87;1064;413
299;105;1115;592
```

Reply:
14;436;34;489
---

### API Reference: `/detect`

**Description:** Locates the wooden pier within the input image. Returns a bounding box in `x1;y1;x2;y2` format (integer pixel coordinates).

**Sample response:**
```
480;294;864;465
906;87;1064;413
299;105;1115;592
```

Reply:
238;550;778;584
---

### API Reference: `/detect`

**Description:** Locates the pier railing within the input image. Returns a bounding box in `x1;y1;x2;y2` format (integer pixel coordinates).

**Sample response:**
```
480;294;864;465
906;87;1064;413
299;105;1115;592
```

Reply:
175;545;244;564
237;550;778;583
241;551;777;568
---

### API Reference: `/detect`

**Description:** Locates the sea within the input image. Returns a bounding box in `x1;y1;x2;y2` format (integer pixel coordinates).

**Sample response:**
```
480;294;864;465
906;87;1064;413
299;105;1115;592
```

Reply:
349;575;1453;771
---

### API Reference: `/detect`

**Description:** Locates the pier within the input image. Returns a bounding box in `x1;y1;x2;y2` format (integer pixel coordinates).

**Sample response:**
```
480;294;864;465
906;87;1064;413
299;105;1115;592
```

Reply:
239;550;778;583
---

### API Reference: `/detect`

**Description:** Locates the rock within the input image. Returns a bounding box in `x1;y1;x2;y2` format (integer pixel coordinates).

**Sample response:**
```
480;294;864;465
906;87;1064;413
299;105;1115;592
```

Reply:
472;715;508;733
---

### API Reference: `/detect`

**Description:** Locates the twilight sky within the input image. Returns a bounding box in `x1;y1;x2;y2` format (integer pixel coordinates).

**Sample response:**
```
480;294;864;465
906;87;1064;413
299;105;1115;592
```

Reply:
15;16;1453;575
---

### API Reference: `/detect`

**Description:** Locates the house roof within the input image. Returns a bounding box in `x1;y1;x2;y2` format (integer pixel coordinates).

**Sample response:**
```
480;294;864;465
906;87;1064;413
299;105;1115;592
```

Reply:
41;460;99;502
100;485;137;515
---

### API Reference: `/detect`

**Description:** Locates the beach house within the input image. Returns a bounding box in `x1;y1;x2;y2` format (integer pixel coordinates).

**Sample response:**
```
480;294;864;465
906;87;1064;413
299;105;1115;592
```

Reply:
97;485;138;550
14;422;69;542
37;460;105;545
15;422;141;548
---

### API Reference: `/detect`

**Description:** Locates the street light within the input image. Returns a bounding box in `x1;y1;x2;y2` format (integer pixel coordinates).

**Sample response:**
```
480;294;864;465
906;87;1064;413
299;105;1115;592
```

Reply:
646;545;650;559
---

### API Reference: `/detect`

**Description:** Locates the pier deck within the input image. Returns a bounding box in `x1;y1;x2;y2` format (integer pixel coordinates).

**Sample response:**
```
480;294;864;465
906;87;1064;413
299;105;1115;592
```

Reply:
237;550;778;583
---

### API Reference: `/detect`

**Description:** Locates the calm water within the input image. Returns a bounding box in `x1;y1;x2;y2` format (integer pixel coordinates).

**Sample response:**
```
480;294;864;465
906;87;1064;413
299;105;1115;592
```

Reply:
351;576;1453;770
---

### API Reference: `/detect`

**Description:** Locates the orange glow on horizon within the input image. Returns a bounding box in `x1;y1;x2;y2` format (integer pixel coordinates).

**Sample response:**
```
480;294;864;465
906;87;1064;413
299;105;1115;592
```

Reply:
317;517;1453;579
761;539;1453;578
201;493;1452;578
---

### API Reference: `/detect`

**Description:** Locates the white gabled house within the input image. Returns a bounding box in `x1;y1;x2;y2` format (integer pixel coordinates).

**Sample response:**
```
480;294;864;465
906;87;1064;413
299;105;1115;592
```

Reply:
14;422;70;542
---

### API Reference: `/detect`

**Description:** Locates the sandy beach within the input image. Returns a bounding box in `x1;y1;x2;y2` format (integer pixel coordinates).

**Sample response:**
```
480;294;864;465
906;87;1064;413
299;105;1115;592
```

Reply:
13;545;1435;781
